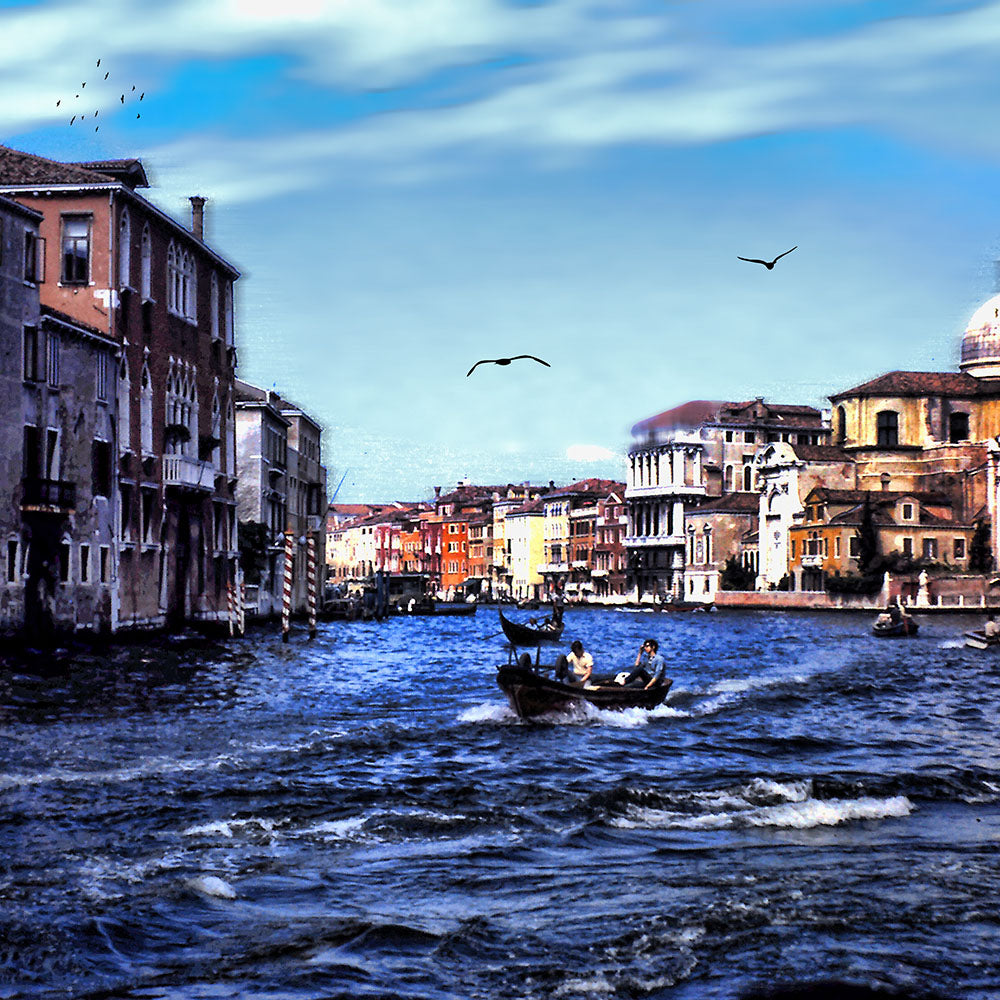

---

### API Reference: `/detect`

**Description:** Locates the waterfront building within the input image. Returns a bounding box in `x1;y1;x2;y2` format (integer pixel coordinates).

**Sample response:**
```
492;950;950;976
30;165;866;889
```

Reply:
0;146;240;632
540;479;624;601
490;484;538;598
466;511;492;595
683;493;761;602
593;490;629;598
626;398;830;600
505;496;546;601
1;195;121;638
788;487;973;591
752;442;857;590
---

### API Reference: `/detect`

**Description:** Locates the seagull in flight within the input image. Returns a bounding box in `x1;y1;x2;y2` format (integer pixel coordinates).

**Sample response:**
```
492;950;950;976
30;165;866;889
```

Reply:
737;246;797;269
467;355;551;377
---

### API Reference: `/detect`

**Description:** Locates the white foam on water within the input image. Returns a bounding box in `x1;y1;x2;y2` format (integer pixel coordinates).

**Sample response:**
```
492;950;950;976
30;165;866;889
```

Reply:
554;974;614;996
611;793;912;831
938;638;968;649
294;815;368;841
458;701;517;723
182;816;280;839
187;874;237;899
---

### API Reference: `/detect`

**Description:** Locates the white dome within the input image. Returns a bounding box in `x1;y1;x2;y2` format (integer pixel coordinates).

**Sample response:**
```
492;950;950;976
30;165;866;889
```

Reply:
960;293;1000;378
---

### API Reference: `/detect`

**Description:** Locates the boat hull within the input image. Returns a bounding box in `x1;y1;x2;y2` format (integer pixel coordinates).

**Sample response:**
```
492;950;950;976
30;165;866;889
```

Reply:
496;665;670;720
965;630;1000;650
498;609;564;646
872;618;918;637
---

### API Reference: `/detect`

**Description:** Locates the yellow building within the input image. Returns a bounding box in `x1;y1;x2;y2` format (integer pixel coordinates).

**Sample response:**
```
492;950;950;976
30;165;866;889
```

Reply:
505;497;546;601
789;487;973;591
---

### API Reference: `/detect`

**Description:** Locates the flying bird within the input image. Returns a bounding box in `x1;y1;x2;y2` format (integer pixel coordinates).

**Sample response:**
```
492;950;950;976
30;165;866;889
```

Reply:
56;99;60;106
120;94;125;103
96;58;100;66
70;116;75;124
737;246;797;270
104;72;109;79
466;355;551;377
81;81;85;88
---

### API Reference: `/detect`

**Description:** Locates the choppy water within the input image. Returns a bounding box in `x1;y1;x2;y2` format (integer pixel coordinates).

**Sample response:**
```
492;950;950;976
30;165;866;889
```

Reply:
2;608;1000;999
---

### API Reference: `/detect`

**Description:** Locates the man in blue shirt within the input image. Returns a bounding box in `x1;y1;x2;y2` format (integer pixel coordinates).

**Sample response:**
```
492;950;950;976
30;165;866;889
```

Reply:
622;638;667;689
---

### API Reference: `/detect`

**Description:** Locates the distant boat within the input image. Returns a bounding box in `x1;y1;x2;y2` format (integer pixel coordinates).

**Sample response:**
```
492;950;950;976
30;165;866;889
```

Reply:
496;659;671;720
872;612;918;637
499;609;564;646
964;629;1000;650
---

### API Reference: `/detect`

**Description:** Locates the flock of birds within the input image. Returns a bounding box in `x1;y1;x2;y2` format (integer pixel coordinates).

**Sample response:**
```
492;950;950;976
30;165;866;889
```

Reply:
466;245;797;377
57;58;143;131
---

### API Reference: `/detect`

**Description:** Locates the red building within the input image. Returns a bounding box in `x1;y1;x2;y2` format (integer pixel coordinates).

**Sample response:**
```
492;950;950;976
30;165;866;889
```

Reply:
0;147;239;631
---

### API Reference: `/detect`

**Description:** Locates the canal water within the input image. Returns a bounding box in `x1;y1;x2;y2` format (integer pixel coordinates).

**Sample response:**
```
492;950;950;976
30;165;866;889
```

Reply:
2;608;999;999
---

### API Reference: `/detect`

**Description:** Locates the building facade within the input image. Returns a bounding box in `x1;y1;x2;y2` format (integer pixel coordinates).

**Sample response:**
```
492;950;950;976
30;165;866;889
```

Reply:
0;146;240;632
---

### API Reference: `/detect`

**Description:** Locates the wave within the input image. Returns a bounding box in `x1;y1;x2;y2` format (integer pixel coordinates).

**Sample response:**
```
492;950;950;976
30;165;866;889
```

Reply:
603;777;913;831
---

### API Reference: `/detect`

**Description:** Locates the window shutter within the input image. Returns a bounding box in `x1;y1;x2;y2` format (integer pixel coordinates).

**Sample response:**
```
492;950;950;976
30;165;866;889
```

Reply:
36;236;45;282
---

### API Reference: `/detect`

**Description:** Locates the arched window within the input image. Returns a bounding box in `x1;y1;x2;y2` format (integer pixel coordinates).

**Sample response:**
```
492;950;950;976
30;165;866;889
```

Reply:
167;242;180;314
140;361;153;455
836;405;846;443
724;465;733;492
949;411;970;443
743;465;753;492
140;225;152;299
118;355;131;452
118;209;131;289
876;410;899;447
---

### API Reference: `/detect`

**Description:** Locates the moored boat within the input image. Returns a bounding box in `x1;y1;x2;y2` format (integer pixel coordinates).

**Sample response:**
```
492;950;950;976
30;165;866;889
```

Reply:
499;609;564;646
496;661;671;720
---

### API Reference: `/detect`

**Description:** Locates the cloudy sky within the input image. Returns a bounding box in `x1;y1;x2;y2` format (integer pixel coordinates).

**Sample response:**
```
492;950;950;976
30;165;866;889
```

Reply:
3;0;1000;501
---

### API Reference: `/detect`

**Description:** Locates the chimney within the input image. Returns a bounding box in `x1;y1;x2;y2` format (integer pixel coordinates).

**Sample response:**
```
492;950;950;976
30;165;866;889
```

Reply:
189;196;206;240
434;486;441;498
880;473;891;491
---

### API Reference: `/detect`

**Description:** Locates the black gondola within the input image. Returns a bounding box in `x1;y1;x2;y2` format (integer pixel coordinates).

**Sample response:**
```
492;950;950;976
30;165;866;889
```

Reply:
498;608;565;646
496;661;671;720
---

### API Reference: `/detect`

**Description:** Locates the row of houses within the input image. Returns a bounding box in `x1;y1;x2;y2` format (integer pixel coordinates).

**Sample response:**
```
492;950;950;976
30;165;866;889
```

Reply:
0;144;327;641
327;290;1000;605
325;479;628;602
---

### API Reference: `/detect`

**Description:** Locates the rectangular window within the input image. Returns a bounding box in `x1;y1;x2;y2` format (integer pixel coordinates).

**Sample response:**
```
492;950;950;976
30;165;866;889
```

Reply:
23;230;44;283
835;536;841;558
96;350;109;402
46;331;59;388
902;503;913;520
59;542;70;582
823;537;829;557
6;540;17;583
922;538;937;560
902;536;913;557
142;488;156;544
725;430;733;442
744;431;755;443
849;535;859;558
45;429;58;480
99;545;110;583
61;216;90;284
120;483;133;541
954;538;966;560
23;425;40;480
790;539;796;559
92;440;112;498
80;544;90;583
23;326;42;381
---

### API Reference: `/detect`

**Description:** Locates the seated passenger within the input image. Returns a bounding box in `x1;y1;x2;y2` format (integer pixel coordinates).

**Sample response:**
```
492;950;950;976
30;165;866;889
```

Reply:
985;616;999;638
619;638;667;689
554;640;593;686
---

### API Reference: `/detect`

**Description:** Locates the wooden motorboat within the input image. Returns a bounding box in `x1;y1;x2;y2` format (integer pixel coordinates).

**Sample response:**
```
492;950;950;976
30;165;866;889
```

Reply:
499;609;564;646
396;600;477;616
872;613;918;637
496;662;671;720
658;600;713;613
964;630;1000;650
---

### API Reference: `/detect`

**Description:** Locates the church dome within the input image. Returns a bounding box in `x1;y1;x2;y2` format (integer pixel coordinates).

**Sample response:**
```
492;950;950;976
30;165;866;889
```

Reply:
960;293;1000;379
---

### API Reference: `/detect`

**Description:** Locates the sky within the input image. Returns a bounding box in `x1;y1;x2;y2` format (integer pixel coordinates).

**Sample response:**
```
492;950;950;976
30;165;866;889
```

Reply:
3;0;1000;502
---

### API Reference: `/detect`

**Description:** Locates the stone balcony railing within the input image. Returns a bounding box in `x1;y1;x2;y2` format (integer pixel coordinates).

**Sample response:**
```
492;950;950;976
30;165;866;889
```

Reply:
800;553;824;568
163;455;215;492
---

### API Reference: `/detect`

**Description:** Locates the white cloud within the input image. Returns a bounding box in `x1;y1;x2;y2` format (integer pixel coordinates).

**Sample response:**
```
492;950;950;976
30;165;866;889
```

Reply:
566;444;618;462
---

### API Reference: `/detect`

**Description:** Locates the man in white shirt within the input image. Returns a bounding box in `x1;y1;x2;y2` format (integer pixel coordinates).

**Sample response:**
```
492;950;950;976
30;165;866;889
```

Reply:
555;639;593;685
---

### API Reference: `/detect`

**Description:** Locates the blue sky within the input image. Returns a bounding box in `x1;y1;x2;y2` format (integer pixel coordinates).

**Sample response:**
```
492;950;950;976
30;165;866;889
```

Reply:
3;0;1000;501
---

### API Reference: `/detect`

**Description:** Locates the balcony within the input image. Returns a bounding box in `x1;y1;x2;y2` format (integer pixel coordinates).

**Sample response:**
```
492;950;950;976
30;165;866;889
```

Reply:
21;477;76;514
163;455;215;492
538;562;569;574
624;534;686;548
800;552;824;568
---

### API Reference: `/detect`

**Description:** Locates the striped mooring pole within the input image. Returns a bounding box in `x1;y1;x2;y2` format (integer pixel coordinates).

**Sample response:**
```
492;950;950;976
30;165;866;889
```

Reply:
307;532;317;640
226;577;235;637
282;529;294;643
238;577;246;637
